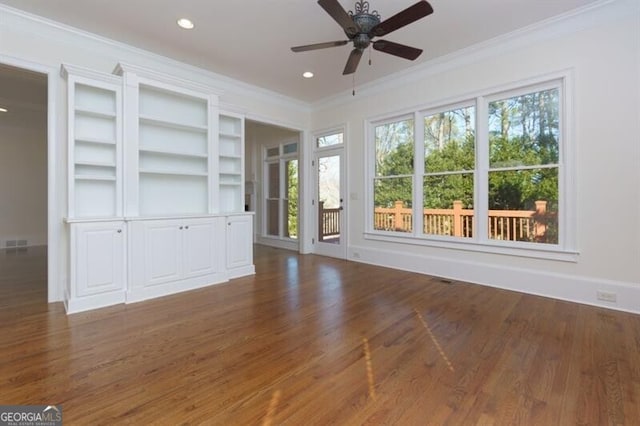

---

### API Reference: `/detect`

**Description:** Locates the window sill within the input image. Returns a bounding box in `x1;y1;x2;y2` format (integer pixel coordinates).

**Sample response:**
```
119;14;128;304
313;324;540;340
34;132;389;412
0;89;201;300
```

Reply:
363;231;579;262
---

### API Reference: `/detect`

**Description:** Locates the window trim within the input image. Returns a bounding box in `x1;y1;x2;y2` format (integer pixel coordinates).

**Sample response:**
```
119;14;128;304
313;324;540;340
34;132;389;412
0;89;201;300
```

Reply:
365;69;576;261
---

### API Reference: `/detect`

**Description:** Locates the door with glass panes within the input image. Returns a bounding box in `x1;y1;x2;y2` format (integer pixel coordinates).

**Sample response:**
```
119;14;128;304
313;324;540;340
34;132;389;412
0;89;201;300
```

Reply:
314;131;346;259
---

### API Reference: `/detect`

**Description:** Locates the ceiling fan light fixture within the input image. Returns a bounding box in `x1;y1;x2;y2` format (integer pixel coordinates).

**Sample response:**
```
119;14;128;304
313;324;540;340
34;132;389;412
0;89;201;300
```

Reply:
303;71;314;78
177;18;195;30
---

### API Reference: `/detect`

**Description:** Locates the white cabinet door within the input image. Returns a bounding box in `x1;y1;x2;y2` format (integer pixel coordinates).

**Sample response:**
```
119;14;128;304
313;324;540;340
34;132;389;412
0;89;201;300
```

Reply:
143;221;182;286
183;219;218;279
73;222;125;297
226;215;253;270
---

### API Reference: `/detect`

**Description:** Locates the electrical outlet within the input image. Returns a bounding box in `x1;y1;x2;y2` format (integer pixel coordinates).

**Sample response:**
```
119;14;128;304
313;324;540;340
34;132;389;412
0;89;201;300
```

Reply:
596;290;617;303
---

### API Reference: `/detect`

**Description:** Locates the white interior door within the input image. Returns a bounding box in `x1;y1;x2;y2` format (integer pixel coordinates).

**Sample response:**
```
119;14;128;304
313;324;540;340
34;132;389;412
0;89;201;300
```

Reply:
314;147;346;258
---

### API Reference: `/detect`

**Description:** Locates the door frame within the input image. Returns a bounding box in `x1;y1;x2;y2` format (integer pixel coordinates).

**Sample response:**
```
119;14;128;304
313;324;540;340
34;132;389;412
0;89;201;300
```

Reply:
0;54;60;302
312;127;347;259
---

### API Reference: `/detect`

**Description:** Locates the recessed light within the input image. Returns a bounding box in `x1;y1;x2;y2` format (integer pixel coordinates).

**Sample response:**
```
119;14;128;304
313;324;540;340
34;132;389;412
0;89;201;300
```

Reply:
0;107;7;113
177;18;195;30
302;71;314;79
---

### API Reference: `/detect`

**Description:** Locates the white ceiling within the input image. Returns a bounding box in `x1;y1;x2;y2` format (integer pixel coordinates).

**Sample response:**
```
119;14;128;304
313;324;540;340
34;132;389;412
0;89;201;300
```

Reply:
0;0;601;103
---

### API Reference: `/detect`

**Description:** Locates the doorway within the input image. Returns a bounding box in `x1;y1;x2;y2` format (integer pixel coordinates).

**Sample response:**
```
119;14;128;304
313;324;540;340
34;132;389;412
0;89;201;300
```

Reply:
245;119;302;252
0;62;49;306
314;130;346;259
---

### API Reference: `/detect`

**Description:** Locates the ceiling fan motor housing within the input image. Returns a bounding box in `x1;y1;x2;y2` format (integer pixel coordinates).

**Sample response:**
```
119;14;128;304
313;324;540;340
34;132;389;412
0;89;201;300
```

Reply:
348;12;381;49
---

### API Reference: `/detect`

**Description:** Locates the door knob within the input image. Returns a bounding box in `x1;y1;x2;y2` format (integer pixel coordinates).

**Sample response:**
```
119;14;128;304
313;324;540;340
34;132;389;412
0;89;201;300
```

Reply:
179;226;184;230
117;229;122;233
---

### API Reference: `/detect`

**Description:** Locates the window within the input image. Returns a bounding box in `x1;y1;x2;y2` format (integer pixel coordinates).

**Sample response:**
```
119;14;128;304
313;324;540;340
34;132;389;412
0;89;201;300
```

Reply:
317;133;343;148
367;77;570;256
424;106;475;238
487;88;559;244
264;142;298;240
373;118;414;232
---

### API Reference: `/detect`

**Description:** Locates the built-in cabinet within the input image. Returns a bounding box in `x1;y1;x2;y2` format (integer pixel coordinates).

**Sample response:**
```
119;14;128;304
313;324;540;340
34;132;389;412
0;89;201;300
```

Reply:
128;217;227;303
226;215;254;276
63;64;254;314
68;221;126;312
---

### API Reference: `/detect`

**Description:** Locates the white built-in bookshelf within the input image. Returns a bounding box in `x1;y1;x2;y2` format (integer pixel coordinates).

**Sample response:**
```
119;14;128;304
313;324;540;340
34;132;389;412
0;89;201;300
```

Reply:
62;63;255;314
65;64;249;218
218;113;244;213
64;66;122;218
137;84;210;216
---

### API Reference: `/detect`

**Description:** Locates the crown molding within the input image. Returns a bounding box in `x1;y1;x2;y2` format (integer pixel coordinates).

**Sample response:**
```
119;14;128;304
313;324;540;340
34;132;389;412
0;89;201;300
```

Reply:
0;4;312;113
311;0;635;110
60;63;121;84
113;62;223;96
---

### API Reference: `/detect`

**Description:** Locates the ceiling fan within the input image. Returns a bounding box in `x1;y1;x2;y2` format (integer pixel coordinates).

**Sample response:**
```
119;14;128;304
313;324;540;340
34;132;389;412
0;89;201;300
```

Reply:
291;0;434;75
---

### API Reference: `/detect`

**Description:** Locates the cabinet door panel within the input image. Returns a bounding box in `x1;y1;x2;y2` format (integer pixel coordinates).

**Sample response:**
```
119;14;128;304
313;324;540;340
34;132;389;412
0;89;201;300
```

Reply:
183;221;217;278
227;216;253;269
144;223;182;286
76;224;124;297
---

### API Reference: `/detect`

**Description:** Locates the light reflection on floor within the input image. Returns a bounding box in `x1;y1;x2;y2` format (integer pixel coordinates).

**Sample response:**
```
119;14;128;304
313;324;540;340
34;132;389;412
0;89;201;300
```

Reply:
414;308;455;372
362;337;377;401
262;389;282;426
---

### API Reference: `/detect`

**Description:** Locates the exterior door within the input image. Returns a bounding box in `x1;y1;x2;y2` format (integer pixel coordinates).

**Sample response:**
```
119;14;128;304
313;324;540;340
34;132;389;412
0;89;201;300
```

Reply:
314;148;346;258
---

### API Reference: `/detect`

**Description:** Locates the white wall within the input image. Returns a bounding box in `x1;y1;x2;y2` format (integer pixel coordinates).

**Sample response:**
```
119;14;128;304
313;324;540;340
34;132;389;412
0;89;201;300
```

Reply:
310;0;640;312
0;123;47;247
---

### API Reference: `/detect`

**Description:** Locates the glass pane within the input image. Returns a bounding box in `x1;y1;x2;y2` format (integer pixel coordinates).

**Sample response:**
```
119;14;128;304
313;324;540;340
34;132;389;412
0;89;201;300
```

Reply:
424;106;475;173
488;168;558;244
373;177;413;232
375;119;414;177
284;159;298;239
318;155;340;243
266;147;279;158
266;199;279;236
423;174;474;238
489;88;559;168
317;133;343;148
268;162;279;198
283;143;298;154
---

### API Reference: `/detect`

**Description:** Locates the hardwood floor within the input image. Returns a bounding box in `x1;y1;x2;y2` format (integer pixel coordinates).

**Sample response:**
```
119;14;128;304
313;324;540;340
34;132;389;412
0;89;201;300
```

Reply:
1;245;639;425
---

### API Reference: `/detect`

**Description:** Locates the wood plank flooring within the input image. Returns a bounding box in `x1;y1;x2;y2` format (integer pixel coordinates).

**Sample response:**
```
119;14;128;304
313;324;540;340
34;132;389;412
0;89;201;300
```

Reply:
1;245;639;425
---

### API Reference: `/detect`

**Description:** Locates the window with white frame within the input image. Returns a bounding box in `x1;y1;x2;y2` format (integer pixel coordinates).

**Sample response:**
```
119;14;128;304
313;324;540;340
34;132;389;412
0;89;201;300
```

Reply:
264;142;298;239
368;78;568;252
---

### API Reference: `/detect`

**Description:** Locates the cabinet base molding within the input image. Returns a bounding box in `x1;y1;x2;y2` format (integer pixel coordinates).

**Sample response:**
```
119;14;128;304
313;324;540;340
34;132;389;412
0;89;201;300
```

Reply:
228;265;256;280
126;272;229;304
65;291;126;314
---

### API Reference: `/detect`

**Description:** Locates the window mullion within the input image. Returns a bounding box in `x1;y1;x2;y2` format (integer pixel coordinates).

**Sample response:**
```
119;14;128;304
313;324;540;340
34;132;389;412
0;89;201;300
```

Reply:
475;96;489;243
413;111;425;237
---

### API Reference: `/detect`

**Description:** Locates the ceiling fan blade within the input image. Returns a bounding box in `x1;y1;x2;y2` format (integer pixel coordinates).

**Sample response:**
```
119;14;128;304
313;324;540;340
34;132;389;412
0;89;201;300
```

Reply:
318;0;360;37
370;1;433;37
291;40;349;52
373;40;423;60
343;49;363;75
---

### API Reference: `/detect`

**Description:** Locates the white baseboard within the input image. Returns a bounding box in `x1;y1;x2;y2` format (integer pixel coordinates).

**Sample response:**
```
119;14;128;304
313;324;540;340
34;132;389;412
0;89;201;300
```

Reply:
256;236;299;251
228;265;255;280
66;291;126;314
126;272;228;304
348;244;640;315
